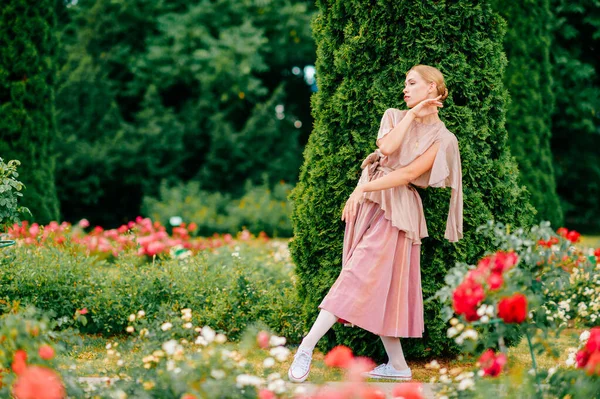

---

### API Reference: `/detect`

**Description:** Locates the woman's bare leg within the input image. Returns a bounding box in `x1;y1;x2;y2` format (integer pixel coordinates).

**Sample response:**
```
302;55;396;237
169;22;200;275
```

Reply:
380;336;409;370
299;309;338;351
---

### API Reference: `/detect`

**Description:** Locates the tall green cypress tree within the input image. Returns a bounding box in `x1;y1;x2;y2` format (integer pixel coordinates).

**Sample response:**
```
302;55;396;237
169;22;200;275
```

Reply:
290;0;534;359
0;1;60;223
493;0;563;227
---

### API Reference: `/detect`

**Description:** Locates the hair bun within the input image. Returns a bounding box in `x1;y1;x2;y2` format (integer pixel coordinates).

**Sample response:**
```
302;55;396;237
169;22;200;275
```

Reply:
440;87;449;102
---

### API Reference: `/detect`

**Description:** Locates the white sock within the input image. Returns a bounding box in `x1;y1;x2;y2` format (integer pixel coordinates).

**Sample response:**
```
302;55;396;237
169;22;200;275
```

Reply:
380;336;409;370
299;309;338;351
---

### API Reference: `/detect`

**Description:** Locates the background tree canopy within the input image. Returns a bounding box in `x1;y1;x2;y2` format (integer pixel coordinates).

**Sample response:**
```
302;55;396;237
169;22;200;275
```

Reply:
0;0;598;234
54;0;317;227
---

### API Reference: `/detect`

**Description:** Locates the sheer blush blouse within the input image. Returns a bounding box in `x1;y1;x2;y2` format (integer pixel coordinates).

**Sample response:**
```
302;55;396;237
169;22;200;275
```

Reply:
357;108;463;244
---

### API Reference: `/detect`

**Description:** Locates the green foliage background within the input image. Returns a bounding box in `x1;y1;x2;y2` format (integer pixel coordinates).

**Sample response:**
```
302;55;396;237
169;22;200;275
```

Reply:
0;1;60;224
549;0;600;232
493;0;564;227
290;0;535;360
54;0;316;227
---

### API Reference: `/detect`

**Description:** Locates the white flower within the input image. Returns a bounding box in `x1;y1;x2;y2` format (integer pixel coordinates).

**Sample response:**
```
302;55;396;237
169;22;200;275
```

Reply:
117;359;124;366
236;374;264;388
463;329;478;340
269;346;291;362
184;323;193;329
449;318;459;326
425;360;440;369
232;252;240;258
580;330;591;343
440;368;447;375
162;340;183;356
485;305;495;317
269;335;287;347
480;315;490;323
548;367;556;377
455;336;464;345
263;357;276;368
211;369;226;380
114;390;127;399
137;310;145;318
195;336;208;346
447;327;458;338
128;314;136;322
477;304;487;317
166;360;176;371
268;379;286;394
126;326;134;333
202;326;216;343
161;322;173;331
215;333;227;344
106;343;112;349
458;378;474;391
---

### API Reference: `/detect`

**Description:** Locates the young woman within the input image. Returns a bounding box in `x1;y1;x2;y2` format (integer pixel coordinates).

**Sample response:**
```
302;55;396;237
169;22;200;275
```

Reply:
288;65;463;382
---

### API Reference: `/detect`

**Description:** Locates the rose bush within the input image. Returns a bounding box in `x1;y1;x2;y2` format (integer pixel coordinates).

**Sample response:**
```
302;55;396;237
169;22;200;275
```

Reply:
0;237;302;340
430;221;600;398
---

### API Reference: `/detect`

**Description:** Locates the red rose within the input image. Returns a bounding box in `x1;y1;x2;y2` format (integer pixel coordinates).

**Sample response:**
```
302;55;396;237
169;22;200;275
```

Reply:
258;389;276;399
181;395;198;399
12;366;65;399
38;345;55;360
557;227;568;237
497;293;528;324
585;327;600;353
360;387;386;399
452;279;485;321
594;248;600;257
492;251;518;273
347;356;376;381
566;230;581;243
576;348;590;368
487;272;504;290
256;331;270;349
391;382;424;399
585;352;600;376
78;308;88;315
324;345;354;368
12;350;28;375
478;349;507;377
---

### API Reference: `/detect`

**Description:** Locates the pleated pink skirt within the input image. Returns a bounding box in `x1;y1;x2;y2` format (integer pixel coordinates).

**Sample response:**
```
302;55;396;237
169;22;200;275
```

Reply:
319;200;424;337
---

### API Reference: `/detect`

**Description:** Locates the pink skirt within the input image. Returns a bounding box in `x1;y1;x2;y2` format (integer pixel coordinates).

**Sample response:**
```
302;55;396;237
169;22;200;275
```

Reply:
319;200;424;337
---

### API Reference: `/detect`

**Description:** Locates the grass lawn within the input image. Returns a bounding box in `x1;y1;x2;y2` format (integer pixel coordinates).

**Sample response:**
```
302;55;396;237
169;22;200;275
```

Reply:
58;328;583;383
580;235;600;249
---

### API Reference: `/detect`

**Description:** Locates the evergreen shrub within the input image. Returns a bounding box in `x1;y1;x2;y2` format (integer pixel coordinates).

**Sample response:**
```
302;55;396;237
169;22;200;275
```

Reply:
0;1;60;223
290;0;535;360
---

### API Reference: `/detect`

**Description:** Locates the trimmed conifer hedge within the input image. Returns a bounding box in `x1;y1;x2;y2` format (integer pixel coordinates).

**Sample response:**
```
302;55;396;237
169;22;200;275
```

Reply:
494;0;563;227
0;1;60;223
290;0;534;360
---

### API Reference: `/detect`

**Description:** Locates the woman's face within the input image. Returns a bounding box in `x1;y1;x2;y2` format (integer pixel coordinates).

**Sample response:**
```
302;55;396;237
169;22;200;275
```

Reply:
403;70;434;108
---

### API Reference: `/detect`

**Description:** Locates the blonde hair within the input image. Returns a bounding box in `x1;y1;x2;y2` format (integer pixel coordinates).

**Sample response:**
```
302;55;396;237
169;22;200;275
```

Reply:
408;65;449;101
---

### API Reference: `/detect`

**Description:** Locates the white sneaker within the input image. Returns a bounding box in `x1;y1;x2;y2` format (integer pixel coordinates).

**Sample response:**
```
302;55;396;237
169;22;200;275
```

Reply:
364;363;412;380
288;348;313;383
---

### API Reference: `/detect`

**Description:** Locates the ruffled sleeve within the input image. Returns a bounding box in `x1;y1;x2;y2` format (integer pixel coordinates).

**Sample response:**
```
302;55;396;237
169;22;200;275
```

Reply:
376;109;407;147
411;133;463;242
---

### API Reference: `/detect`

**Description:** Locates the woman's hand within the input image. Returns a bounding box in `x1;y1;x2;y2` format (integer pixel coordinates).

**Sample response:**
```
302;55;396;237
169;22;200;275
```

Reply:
409;95;443;118
341;186;365;222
